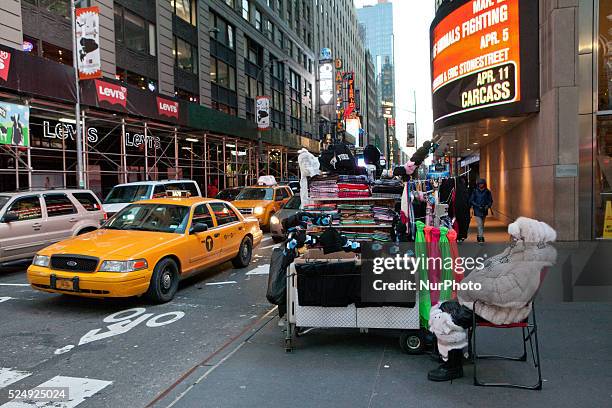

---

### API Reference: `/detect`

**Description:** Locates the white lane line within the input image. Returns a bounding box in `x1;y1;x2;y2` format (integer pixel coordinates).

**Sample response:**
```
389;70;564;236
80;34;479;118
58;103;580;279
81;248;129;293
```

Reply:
205;281;237;286
0;297;14;303
0;368;32;389
246;264;270;275
261;236;273;243
0;284;29;287
0;376;112;408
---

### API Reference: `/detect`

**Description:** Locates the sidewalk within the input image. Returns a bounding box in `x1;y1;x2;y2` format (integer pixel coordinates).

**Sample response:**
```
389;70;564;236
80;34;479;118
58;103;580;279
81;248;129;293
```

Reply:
466;217;508;243
154;301;612;408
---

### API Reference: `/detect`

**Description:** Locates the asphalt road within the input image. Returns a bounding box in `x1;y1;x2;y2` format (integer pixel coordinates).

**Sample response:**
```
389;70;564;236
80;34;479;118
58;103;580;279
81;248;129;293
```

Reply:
0;234;279;408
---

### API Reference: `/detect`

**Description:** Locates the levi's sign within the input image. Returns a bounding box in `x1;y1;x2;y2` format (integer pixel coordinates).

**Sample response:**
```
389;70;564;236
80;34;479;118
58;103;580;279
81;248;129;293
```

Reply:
156;97;179;119
95;80;127;107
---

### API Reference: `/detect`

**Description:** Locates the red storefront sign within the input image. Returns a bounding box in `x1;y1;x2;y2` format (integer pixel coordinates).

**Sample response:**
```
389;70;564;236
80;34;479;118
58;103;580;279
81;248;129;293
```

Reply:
0;51;12;81
94;80;127;107
156;96;179;119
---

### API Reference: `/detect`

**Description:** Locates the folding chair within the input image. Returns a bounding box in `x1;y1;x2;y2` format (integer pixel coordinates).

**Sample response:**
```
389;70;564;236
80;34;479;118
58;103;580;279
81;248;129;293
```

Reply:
471;299;542;390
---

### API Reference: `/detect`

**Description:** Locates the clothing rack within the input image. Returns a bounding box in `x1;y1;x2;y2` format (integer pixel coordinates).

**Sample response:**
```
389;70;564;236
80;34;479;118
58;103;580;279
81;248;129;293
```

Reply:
283;193;421;352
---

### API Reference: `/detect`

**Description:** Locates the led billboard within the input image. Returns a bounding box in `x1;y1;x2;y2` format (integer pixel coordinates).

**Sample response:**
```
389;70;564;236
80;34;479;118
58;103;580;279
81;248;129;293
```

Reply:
430;0;539;129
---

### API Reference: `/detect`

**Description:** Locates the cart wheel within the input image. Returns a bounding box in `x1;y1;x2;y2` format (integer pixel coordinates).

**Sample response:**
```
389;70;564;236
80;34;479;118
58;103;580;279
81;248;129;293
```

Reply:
285;339;293;352
294;326;302;337
399;331;425;354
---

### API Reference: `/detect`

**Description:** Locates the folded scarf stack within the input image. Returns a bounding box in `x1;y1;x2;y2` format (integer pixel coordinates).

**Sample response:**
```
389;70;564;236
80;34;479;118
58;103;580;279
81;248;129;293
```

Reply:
371;179;404;195
309;174;339;198
372;206;396;222
337;181;371;198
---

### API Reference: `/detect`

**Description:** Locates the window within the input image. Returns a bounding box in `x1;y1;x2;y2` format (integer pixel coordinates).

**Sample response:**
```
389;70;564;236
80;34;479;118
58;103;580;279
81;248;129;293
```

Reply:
172;0;196;26
266;20;274;41
192;204;214;228
124;9;147;52
37;0;70;18
174;36;198;74
274;27;283;48
599;1;612;111
41;42;72;66
44;194;77;217
245;36;263;66
152;185;166;198
210;58;236;91
255;9;262;31
116;67;158;91
6;196;42;221
211;13;235;50
104;185;151;204
246;76;263;98
289;70;302;133
181;182;200;197
174;87;199;102
275;188;288;201
242;0;250;20
114;5;156;56
72;192;101;212
210;202;239;226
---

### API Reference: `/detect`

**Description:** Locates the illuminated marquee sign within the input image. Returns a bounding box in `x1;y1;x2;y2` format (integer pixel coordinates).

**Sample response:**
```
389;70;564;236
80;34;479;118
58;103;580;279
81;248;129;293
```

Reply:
430;0;538;129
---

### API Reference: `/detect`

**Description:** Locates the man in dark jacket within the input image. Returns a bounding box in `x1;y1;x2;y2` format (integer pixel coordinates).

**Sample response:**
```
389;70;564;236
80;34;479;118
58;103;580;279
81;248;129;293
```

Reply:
470;178;493;242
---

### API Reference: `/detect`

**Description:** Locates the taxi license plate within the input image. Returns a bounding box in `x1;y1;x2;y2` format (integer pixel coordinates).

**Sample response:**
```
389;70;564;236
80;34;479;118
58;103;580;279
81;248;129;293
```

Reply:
56;278;74;291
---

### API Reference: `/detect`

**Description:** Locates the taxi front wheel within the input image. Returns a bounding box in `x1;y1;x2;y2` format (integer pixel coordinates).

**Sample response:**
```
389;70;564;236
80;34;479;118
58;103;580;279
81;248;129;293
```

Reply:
232;236;253;268
146;258;179;303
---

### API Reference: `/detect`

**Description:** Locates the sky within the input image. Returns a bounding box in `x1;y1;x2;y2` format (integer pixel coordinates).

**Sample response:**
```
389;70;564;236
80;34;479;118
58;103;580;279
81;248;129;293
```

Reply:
354;0;435;156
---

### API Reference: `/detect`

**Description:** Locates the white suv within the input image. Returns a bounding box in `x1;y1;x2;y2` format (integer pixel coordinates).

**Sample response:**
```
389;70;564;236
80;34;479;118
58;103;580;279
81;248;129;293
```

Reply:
0;190;104;265
102;180;202;217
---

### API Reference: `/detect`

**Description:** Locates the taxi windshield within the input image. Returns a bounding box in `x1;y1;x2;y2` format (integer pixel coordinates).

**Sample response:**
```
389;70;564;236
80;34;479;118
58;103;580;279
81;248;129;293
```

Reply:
235;188;273;201
104;204;190;233
104;185;151;204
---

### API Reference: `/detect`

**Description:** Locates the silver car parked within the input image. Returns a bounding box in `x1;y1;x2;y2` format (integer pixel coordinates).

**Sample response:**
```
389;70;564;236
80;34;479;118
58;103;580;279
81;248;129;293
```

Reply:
0;190;105;265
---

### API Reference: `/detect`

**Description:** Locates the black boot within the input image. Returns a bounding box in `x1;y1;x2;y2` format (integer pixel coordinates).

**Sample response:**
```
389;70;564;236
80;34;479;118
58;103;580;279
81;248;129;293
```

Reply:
427;349;464;382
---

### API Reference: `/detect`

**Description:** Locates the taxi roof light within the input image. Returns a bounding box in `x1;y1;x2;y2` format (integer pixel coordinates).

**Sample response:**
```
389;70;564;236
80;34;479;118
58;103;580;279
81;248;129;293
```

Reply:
166;190;191;198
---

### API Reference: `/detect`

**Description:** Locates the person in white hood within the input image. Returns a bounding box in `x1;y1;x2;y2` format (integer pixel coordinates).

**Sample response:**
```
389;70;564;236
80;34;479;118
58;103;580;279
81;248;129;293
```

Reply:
428;217;558;382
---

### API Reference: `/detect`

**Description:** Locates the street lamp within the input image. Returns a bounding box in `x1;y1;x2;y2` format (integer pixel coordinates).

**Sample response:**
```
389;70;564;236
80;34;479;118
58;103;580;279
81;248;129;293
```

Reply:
70;0;84;188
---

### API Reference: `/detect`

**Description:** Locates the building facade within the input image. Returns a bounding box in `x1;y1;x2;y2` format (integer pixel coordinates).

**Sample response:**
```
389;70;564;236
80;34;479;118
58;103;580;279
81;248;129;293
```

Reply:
431;0;611;241
0;0;319;197
313;0;368;147
357;0;397;164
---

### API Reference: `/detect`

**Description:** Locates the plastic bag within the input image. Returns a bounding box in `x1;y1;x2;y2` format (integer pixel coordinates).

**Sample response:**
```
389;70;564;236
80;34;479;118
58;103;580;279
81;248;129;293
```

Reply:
266;247;295;305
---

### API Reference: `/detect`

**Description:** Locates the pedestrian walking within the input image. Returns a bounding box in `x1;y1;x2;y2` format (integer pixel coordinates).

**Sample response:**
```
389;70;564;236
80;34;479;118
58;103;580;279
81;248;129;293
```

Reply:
470;178;493;242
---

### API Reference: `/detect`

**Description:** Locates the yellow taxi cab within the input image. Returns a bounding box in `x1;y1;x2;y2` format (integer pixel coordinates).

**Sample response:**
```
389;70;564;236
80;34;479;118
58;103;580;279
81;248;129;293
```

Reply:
27;191;263;303
232;184;293;229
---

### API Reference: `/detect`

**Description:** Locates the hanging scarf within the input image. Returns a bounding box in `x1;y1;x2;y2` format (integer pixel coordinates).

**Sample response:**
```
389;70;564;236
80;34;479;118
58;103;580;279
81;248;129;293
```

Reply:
438;227;453;302
426;226;441;306
415;221;430;327
446;228;462;299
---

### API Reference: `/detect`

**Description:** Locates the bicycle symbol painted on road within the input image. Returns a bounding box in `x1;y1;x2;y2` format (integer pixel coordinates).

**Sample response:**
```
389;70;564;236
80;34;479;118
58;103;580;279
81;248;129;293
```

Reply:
54;307;185;355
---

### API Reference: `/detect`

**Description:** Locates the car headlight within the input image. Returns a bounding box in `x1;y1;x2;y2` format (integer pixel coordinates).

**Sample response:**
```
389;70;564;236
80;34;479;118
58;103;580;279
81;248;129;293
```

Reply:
270;215;280;225
254;206;265;215
32;255;50;267
99;259;148;272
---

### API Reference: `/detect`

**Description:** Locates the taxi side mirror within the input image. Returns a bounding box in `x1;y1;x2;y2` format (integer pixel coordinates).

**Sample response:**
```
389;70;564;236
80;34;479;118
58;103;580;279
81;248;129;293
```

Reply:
190;223;208;234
